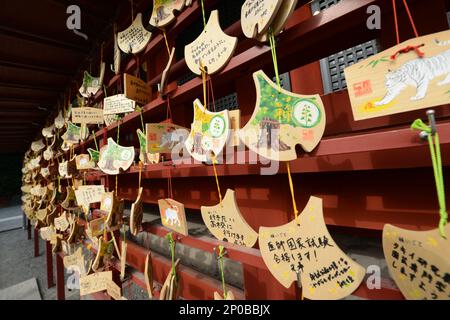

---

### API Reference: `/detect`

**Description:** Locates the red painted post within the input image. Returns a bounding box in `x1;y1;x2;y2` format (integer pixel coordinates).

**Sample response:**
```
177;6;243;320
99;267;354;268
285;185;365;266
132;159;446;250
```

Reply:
33;228;39;257
56;253;65;300
46;241;55;288
27;219;31;240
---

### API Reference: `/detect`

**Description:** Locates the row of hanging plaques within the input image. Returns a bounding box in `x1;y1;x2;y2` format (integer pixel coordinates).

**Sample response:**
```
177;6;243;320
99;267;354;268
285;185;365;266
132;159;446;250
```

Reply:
23;0;450;300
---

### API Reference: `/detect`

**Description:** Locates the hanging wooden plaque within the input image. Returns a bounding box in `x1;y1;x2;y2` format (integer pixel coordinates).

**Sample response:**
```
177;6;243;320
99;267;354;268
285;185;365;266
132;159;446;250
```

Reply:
88;148;100;163
150;0;185;28
383;224;450;300
201;189;258;247
101;192;121;226
72;107;104;124
344;29;450;120
124;73;152;106
185;99;229;162
239;70;326;161
144;252;154;299
103;94;136;115
145;123;189;154
106;281;122;300
42;124;55;138
62;122;89;143
88;217;106;238
79;271;112;296
256;0;298;42
118;13;152;54
137;129;160;164
98;138;135;175
75;154;95;170
54;212;70;232
31;139;45;153
157;198;188;236
241;0;283;39
130;187;144;236
58;161;71;179
61;186;78;210
74;185;105;209
54;110;66;130
78;63;105;98
259;197;365;299
185;10;238;75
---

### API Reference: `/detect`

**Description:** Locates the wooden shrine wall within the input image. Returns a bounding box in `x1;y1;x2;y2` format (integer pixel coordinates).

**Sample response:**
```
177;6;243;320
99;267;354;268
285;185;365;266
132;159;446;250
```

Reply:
54;0;450;300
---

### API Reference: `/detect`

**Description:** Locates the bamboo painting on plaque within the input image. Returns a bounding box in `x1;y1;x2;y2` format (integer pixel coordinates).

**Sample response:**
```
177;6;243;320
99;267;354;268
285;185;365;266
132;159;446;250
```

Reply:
201;189;258;247
185;99;229;162
259;197;365;299
184;10;237;75
383;224;450;300
344;29;450;120
239;70;325;161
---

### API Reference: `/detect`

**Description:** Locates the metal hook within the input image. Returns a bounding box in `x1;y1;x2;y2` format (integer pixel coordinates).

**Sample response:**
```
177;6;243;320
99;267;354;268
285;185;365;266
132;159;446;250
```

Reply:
427;109;437;135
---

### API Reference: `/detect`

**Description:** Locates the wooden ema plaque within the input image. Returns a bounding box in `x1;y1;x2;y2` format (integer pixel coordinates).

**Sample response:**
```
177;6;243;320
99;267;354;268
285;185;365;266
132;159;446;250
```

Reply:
145;123;189;154
383;224;450;300
58;161;70;179
78;63;105;98
150;0;186;28
75;185;105;209
241;0;283;39
201;189;258;248
79;271;112;296
98;138;135;175
118;13;152;54
259;197;365;299
101;192;121;226
42;124;54;138
54;212;70;232
239;70;326;161
72;107;104;124
130;187;144;236
92;236;114;272
185;99;229;162
124;73;152;106
54;110;65;130
185;10;237;75
144;252;154;299
62;122;88;143
61;186;78;210
137;129;160;164
158;198;188;236
75;154;95;170
103;94;136;115
256;0;298;42
88;217;105;238
31;139;45;153
344;29;450;120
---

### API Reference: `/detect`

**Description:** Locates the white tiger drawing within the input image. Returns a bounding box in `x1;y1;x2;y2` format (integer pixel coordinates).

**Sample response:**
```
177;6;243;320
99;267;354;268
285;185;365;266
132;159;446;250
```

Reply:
375;39;450;106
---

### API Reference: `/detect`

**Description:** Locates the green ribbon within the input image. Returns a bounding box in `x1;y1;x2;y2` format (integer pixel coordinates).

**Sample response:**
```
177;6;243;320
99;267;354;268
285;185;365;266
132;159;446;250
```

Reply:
411;119;447;238
268;28;281;89
92;130;99;151
217;245;227;299
166;233;177;279
200;0;206;30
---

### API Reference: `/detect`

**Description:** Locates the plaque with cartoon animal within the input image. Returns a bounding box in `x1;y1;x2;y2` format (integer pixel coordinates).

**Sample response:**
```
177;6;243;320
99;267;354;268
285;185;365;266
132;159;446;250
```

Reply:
383;223;450;300
344;29;450;120
118;13;152;54
137;129;160;164
145;123;188;154
78;63;105;98
256;0;298;42
201;189;258;247
185;10;237;75
130;187;144;236
259;197;365;299
98;138;135;175
239;70;325;161
185;99;229;162
241;0;283;39
150;0;185;28
158;198;188;236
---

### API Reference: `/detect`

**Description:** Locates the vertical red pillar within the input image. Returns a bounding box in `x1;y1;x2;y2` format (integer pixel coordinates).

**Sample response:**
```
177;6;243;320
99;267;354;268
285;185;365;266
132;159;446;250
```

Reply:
33;228;39;257
46;241;55;288
56;253;65;300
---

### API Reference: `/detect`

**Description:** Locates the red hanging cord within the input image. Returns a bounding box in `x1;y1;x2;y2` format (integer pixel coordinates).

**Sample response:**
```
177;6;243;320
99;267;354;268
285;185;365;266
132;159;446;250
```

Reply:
402;0;419;38
392;0;400;44
391;0;422;60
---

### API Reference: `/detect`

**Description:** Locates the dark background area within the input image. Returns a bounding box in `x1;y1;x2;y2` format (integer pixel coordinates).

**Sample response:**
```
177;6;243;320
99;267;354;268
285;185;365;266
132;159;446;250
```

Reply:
0;153;22;207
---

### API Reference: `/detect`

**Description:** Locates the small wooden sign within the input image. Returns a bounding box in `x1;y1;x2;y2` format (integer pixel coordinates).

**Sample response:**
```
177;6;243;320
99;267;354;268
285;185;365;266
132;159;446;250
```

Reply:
144;252;153;299
241;0;283;39
383;223;450;300
118;13;152;54
201;189;258;247
145;123;189;154
72;107;104;124
158;198;188;236
31;139;45;153
40;226;55;241
88;217;105;238
74;185;105;208
103;94;136;115
58;161;71;179
79;271;112;296
98;138;135;175
137;129;160;164
185;99;229;162
61;186;78;210
130;187;144;236
63;247;84;269
239;70;326;161
259;197;365;299
54;110;65;130
36;209;48;222
107;281;122;300
62;122;89;143
124;73;152;106
185;10;237;75
150;0;185;28
344;29;450;120
101;192;122;227
42;125;55;138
